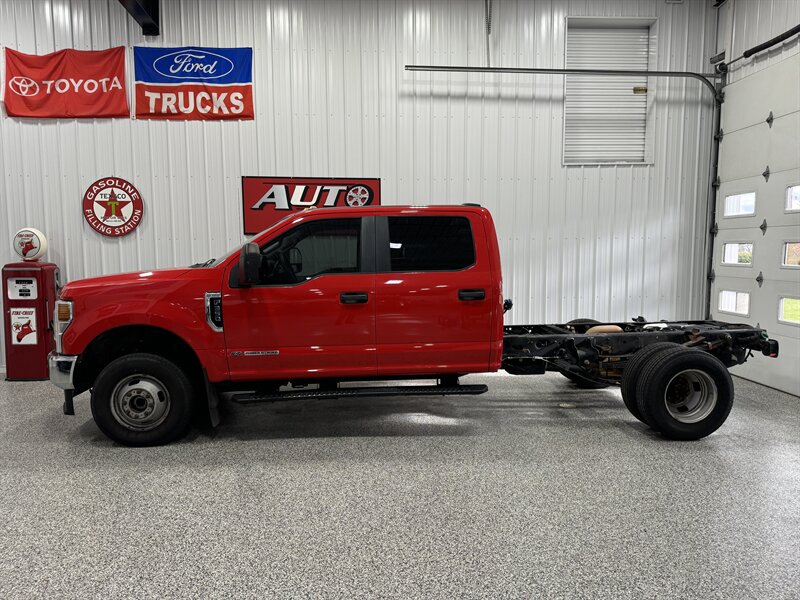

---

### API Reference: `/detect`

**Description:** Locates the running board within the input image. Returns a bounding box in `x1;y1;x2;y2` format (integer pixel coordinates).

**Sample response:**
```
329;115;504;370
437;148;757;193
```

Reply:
229;384;489;404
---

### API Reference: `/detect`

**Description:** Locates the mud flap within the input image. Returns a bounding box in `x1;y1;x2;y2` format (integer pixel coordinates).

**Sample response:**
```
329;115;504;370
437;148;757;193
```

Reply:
203;369;221;428
62;390;75;415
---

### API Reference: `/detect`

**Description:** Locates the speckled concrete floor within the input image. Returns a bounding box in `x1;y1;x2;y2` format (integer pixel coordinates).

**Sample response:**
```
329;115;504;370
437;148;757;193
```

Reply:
0;372;798;599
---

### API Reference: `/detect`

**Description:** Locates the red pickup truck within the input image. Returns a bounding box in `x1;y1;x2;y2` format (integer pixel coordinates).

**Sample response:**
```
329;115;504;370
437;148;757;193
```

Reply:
49;205;778;446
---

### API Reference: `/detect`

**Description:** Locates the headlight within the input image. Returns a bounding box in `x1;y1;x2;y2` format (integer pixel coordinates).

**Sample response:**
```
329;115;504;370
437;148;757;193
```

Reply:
54;300;73;353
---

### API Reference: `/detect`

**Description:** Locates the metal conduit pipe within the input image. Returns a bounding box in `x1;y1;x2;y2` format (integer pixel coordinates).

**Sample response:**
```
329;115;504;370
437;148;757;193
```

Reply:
404;64;724;319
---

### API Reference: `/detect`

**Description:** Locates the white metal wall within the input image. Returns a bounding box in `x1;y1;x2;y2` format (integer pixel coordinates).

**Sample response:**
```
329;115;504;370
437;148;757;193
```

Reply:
0;0;716;368
715;0;800;84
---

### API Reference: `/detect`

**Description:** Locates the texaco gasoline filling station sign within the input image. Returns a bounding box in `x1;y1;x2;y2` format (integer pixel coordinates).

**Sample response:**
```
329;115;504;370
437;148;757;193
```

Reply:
83;177;144;237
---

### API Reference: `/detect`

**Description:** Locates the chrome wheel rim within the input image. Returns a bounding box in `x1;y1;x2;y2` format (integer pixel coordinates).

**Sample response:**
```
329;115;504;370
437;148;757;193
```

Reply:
110;374;171;431
664;369;718;424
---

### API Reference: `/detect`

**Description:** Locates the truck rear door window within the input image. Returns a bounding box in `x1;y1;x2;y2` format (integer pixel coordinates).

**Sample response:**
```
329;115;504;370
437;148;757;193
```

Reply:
388;216;475;272
259;218;361;285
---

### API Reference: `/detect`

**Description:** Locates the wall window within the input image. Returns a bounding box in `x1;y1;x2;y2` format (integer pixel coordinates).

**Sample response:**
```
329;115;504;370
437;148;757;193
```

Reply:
723;192;756;217
787;185;800;212
258;218;361;285
387;216;475;272
722;242;753;265
563;21;652;164
718;290;750;316
779;297;800;325
783;242;800;267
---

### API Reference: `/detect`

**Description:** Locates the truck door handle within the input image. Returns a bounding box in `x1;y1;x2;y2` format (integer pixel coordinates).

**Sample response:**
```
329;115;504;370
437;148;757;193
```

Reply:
340;291;369;304
458;289;485;301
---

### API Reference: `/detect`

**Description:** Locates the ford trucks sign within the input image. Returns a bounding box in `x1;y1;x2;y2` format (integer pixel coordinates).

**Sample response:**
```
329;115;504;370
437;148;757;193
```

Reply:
133;46;253;120
241;177;381;234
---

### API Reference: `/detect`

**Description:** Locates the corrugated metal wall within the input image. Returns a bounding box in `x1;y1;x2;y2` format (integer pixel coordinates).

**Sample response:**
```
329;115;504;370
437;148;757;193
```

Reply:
1;0;716;368
716;0;800;84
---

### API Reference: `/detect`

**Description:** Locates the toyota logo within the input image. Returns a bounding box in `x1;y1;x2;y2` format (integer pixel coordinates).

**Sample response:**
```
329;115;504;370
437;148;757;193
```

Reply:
8;76;39;97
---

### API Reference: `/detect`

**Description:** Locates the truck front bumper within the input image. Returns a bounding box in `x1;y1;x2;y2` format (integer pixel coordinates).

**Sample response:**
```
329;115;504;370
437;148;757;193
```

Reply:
49;353;77;390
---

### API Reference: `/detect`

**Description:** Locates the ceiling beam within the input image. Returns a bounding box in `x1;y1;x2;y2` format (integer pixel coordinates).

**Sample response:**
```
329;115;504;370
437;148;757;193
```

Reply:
118;0;160;36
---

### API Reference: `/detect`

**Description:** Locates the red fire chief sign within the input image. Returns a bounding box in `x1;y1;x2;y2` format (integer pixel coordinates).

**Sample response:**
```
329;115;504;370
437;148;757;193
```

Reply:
83;177;144;237
3;47;128;118
242;177;381;234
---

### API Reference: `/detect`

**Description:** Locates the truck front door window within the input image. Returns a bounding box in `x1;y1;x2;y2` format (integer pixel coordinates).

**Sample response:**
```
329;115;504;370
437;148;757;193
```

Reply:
259;218;361;285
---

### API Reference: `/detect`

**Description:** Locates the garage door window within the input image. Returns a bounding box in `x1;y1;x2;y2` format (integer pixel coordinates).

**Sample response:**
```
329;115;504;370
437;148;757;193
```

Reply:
724;192;756;217
787;185;800;212
718;290;750;316
722;242;753;265
779;297;800;325
782;242;800;267
387;216;475;272
564;20;652;164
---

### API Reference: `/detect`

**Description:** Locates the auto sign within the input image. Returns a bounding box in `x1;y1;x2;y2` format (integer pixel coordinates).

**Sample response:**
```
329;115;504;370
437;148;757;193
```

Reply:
241;177;382;234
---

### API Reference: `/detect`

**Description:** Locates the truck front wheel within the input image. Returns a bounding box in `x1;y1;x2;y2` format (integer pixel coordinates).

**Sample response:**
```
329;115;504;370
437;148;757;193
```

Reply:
635;347;734;440
91;353;194;446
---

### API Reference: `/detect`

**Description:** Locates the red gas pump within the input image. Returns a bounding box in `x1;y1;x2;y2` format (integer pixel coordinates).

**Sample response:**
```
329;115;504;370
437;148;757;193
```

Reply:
3;228;60;380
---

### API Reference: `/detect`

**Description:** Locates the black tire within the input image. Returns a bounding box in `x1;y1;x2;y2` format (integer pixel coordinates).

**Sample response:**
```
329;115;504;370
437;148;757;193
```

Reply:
91;353;194;446
635;347;734;440
620;342;682;424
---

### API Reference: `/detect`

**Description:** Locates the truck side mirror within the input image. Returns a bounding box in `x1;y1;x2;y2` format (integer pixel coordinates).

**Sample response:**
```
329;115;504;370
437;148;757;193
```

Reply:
238;243;261;286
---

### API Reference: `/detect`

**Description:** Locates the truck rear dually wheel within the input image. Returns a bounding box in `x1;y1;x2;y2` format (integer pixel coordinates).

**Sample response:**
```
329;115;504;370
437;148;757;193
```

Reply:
620;342;682;424
635;347;733;440
91;353;194;446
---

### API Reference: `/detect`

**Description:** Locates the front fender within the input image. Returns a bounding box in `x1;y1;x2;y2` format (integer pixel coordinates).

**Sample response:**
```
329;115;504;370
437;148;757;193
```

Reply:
61;278;228;381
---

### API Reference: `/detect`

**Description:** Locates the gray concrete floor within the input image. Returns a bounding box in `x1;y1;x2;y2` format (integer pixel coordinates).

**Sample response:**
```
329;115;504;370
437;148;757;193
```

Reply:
0;372;798;599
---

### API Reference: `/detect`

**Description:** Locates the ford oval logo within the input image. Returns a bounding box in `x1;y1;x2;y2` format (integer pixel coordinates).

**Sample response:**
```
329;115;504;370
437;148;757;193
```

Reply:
152;50;234;80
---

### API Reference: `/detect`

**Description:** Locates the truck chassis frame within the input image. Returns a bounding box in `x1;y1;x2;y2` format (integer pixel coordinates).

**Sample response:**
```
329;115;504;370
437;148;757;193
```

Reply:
502;319;777;383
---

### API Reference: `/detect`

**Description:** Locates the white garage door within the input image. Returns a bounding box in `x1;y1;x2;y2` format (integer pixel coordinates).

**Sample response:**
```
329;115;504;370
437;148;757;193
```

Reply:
711;54;800;395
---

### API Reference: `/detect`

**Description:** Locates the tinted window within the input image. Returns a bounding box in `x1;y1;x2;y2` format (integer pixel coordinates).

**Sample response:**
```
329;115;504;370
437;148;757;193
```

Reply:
258;218;360;285
388;216;475;272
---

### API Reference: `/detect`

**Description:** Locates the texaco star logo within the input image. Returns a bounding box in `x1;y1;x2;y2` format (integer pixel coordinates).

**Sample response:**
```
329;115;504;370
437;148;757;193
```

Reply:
8;76;40;97
345;185;373;207
82;177;144;237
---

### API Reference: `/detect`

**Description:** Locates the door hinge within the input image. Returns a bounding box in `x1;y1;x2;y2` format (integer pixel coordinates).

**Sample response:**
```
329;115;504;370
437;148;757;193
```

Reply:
755;271;764;287
762;166;770;182
766;111;774;127
760;219;768;235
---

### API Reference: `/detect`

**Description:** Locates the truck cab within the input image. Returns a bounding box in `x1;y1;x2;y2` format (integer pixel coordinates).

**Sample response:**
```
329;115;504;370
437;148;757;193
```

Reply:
49;205;505;445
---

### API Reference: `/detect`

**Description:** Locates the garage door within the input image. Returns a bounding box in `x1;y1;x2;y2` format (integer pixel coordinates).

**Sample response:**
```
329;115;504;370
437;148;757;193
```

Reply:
711;54;800;395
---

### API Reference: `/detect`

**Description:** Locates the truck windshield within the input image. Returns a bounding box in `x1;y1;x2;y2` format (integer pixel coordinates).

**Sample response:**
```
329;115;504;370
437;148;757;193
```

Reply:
188;212;301;268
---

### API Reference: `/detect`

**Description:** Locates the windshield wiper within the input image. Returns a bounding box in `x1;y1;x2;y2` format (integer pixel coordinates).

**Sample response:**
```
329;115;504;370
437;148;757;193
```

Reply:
190;258;216;268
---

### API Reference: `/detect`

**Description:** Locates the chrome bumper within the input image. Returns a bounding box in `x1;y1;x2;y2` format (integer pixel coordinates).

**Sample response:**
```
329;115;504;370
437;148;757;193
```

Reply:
48;353;78;390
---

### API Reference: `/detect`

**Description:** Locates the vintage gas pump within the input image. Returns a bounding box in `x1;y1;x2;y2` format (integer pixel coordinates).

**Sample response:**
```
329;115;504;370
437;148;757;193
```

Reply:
3;228;60;380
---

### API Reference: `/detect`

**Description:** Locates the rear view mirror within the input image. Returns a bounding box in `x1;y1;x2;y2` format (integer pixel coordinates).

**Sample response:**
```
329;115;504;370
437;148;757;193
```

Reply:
238;243;261;286
288;247;303;274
